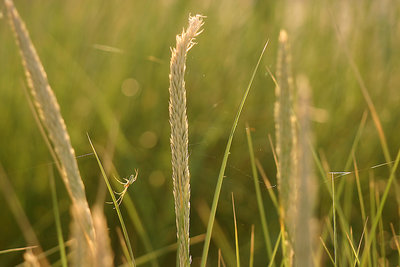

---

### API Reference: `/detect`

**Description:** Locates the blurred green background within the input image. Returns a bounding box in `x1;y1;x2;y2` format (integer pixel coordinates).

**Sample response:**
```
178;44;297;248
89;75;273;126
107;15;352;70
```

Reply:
1;0;399;266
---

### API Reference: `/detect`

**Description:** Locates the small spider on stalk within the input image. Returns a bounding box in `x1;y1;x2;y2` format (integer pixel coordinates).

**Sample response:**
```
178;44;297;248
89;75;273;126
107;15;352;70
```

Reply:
107;170;138;207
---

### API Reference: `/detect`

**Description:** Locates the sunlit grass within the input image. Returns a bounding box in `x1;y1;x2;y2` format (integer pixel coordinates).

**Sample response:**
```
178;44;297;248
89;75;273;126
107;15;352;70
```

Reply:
1;0;400;266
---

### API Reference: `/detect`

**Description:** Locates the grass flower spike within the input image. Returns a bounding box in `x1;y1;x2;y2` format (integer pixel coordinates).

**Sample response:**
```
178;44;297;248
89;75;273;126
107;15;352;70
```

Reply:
4;0;95;245
168;14;204;266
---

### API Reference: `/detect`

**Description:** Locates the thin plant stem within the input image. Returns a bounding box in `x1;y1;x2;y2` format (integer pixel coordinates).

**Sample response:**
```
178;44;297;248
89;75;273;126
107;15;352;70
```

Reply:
231;193;240;267
249;225;255;267
360;149;400;266
267;231;282;267
332;174;337;267
246;124;273;259
87;134;135;267
200;40;269;267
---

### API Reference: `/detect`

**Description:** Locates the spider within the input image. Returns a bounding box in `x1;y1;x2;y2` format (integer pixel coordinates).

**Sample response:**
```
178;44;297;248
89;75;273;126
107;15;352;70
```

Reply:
108;169;138;207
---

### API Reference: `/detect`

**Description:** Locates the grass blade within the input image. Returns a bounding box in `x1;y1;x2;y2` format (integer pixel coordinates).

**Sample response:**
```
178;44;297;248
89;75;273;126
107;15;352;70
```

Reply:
246;124;273;258
119;194;159;267
49;168;68;267
267;231;282;267
87;134;135;267
134;234;205;266
360;149;400;266
231;193;240;267
319;236;335;266
196;201;236;267
200;39;269;267
345;230;360;265
331;174;338;266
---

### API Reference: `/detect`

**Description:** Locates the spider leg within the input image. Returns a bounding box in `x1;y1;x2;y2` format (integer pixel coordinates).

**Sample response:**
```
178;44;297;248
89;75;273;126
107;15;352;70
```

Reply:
113;175;126;185
114;190;125;195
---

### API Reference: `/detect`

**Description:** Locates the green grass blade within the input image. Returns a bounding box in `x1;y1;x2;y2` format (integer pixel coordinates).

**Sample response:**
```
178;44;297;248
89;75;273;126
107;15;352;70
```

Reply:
120;194;159;267
319;236;335;266
344;230;360;265
231;193;240;267
246;124;273;259
197;201;236;267
369;175;378;265
134;234;205;266
267;231;282;267
87;134;135;267
353;156;367;223
255;158;279;210
49;168;67;267
199;40;269;267
360;149;400;266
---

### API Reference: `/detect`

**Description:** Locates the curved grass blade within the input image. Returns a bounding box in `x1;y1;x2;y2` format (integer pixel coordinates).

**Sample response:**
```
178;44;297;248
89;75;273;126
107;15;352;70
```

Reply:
267;231;282;267
200;40;269;267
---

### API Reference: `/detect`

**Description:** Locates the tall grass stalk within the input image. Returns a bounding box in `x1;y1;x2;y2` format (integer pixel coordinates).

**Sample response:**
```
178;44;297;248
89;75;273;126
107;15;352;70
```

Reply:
4;0;95;244
274;29;295;265
168;14;204;266
200;40;269;267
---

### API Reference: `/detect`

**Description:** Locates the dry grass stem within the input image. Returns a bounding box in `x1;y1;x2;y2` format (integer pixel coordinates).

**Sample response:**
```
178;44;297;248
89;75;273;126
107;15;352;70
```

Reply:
4;0;95;244
168;14;204;266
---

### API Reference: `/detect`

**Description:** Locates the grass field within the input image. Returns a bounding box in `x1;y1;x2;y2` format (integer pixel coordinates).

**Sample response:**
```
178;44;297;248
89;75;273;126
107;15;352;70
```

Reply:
1;0;400;266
